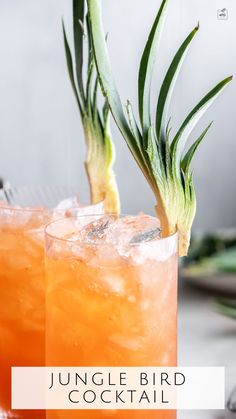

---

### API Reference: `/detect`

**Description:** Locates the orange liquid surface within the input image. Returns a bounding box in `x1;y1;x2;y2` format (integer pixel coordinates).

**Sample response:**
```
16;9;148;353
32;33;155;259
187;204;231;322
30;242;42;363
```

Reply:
46;247;178;419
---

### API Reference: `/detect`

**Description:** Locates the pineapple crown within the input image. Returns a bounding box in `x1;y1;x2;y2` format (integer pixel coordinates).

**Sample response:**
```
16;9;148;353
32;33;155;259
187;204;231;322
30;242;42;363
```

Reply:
86;0;232;255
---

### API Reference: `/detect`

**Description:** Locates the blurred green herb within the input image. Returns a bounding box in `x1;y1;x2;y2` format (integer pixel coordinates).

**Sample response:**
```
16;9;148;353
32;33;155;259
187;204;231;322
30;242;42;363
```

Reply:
186;232;236;265
184;246;236;277
216;299;236;320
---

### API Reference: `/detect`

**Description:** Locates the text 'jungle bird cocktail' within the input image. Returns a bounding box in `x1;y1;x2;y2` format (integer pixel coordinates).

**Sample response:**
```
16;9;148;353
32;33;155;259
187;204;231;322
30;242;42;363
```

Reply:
45;214;178;419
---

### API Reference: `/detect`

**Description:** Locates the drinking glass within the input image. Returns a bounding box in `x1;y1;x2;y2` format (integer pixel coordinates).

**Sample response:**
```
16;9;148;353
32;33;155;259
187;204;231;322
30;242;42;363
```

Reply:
0;186;103;419
45;214;178;419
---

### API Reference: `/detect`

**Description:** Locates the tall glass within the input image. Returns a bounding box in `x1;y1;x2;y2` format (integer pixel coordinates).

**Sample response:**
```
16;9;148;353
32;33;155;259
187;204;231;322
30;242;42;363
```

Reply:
0;187;103;419
45;214;178;419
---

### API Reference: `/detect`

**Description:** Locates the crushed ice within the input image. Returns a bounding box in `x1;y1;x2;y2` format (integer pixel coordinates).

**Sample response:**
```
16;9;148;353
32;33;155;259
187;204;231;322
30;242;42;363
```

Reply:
67;214;176;264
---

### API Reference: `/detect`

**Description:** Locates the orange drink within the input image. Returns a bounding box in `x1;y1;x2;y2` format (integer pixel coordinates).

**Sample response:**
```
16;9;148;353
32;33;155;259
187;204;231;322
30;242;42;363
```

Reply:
0;206;49;419
0;189;104;419
45;214;178;419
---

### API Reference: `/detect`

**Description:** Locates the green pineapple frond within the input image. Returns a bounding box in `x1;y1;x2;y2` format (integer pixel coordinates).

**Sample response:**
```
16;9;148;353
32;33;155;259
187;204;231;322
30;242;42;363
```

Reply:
87;0;232;255
62;0;120;214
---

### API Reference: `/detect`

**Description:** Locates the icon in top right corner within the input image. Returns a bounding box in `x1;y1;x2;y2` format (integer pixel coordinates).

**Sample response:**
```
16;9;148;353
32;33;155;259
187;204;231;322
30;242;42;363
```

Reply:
217;8;228;20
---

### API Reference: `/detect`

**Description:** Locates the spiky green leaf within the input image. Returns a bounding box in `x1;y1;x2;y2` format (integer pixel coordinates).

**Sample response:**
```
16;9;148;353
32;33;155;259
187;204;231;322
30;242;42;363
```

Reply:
62;20;83;115
181;122;213;174
172;76;233;176
87;0;233;255
92;75;99;121
86;55;95;116
103;99;110;128
87;0;150;176
73;0;85;103
126;101;142;148
146;126;165;187
86;13;94;73
138;0;168;135
156;24;199;142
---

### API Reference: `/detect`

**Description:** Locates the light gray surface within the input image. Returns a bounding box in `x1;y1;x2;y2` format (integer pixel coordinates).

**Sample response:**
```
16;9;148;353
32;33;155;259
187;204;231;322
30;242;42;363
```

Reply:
178;281;236;419
0;0;235;229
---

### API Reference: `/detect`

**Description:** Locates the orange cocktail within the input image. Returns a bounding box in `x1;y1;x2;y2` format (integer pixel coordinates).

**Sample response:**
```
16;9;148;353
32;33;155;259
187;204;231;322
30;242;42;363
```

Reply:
45;214;178;419
0;191;103;419
0;205;49;419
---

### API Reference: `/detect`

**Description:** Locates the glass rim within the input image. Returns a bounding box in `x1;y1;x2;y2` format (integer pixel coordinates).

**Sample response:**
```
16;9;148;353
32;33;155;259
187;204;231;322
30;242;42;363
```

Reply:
0;205;102;214
0;185;104;211
45;214;178;248
0;205;46;213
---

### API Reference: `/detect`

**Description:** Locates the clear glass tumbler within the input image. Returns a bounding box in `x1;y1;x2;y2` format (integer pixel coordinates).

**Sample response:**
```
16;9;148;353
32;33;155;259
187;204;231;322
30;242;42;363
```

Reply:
0;186;103;419
45;214;178;419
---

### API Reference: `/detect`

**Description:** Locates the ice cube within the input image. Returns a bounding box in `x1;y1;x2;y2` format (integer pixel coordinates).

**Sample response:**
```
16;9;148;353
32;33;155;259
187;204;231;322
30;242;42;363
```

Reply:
55;195;80;210
27;227;45;244
77;201;104;215
109;334;143;351
51;197;104;221
106;213;161;246
55;195;104;215
78;215;116;243
128;234;178;263
102;214;162;262
130;227;161;244
101;272;125;295
87;219;110;240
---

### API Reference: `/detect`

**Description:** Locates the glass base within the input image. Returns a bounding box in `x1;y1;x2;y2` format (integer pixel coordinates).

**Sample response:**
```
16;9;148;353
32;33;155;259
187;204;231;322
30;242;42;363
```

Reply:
0;409;45;419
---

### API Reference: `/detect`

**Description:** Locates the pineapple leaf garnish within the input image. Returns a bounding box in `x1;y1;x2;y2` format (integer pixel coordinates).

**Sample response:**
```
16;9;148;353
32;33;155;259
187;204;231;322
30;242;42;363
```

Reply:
62;0;120;214
138;0;169;134
155;24;199;142
87;0;233;255
62;21;83;115
181;123;213;175
73;0;85;104
171;77;233;175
